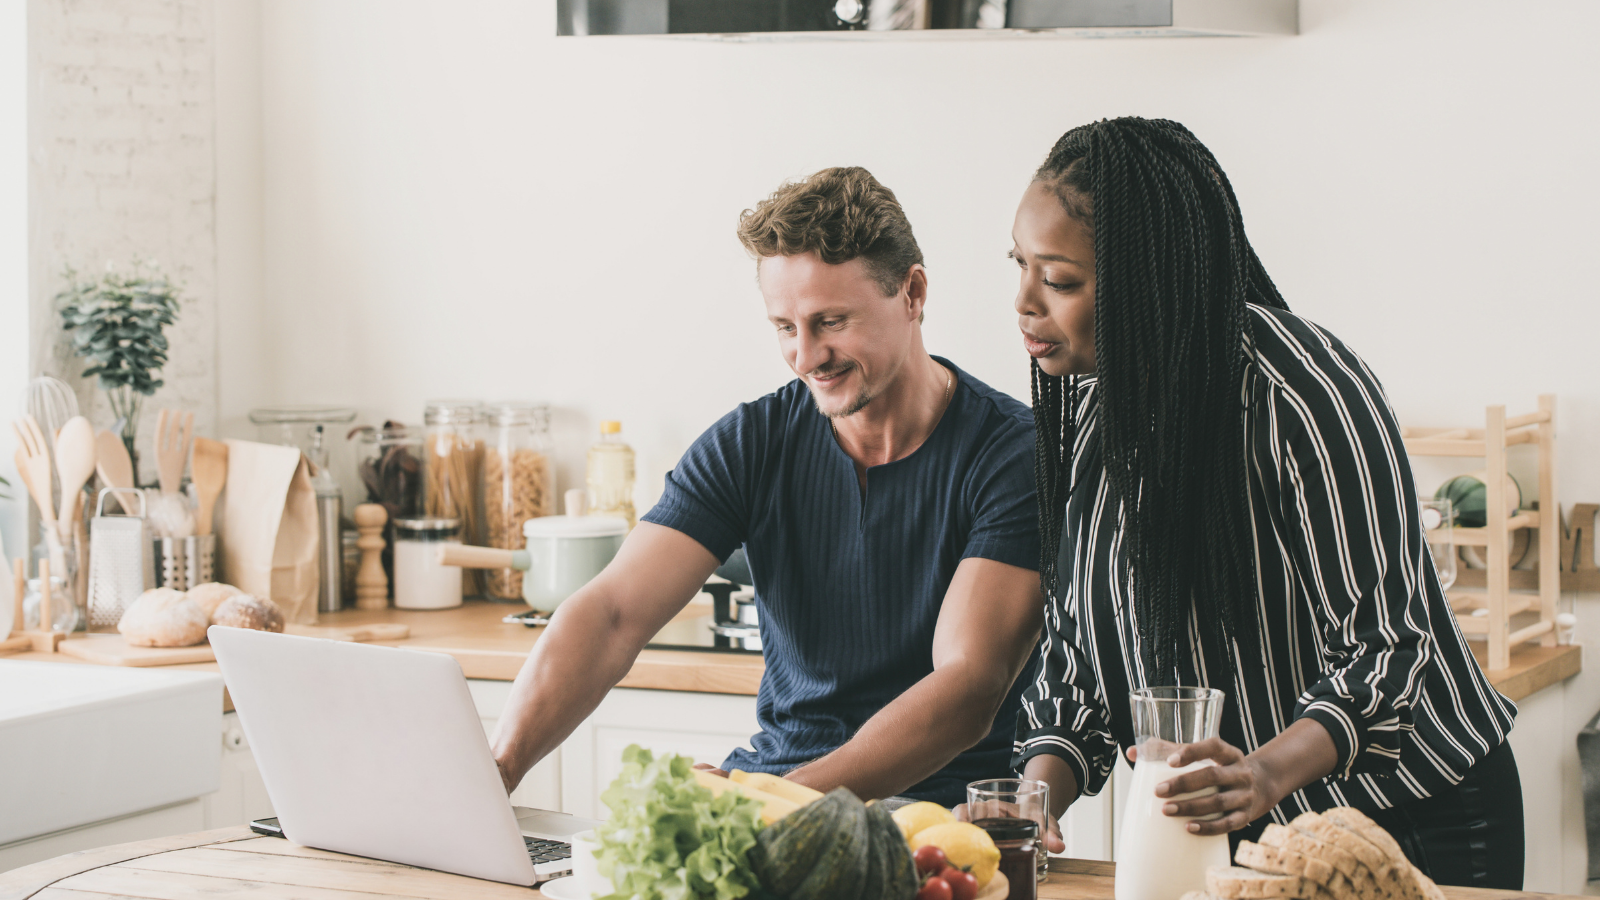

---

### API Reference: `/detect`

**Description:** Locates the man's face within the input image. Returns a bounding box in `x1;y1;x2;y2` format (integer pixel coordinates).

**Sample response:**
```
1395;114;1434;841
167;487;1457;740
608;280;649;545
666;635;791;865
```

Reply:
761;252;918;419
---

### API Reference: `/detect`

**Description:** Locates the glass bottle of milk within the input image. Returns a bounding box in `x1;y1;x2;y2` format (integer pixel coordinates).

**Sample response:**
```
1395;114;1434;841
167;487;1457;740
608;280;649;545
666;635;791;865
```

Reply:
586;421;636;530
1115;687;1232;900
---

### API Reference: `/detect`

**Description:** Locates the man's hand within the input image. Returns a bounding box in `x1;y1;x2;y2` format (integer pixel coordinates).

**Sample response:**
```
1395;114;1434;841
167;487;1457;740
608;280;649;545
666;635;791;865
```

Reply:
692;762;731;778
1142;718;1339;836
496;756;516;795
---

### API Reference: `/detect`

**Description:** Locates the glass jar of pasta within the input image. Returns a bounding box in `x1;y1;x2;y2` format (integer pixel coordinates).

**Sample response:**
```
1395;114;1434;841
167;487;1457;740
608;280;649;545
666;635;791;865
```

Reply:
423;400;485;595
483;402;554;600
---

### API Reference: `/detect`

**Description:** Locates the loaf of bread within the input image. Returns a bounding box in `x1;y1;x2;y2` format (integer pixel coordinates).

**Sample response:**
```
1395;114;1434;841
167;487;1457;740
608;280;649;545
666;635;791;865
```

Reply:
118;587;209;647
1207;806;1443;900
211;594;285;633
186;582;242;621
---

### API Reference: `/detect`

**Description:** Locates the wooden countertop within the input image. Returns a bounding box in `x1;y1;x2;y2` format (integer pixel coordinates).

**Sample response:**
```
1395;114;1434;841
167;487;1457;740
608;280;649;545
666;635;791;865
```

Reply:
0;826;1578;900
1;601;1578;702
1;601;767;697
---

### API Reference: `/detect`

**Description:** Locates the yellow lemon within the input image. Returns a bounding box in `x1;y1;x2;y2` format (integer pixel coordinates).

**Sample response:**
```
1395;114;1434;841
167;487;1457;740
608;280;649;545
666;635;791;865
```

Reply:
890;801;957;840
910;822;1001;888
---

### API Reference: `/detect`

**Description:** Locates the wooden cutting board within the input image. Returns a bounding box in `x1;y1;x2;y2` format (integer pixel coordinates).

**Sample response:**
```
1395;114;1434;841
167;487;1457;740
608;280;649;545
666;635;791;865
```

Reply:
56;623;412;667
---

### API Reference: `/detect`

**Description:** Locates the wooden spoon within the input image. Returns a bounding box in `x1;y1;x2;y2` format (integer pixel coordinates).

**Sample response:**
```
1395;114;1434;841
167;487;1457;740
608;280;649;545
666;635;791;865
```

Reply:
191;437;228;536
95;429;135;512
53;417;96;542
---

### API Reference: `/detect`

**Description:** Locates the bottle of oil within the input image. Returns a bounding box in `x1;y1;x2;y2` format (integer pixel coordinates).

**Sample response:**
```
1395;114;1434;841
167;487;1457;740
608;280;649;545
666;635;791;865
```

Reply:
586;420;636;529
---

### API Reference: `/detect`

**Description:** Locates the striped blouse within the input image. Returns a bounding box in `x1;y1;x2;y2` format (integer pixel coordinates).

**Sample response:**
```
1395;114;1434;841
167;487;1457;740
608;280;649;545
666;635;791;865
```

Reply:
1012;305;1517;822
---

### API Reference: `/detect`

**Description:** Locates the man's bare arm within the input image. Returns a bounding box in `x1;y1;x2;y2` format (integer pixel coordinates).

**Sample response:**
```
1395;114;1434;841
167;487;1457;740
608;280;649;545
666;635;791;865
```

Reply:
491;523;719;791
784;558;1043;799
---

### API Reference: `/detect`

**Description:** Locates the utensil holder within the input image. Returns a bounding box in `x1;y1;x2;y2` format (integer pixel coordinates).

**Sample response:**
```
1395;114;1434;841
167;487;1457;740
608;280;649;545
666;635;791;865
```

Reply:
88;488;153;631
151;534;215;591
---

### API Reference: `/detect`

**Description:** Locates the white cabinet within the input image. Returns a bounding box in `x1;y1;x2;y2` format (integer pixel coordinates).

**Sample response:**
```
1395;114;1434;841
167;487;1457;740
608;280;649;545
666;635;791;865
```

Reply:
200;711;275;829
557;688;760;819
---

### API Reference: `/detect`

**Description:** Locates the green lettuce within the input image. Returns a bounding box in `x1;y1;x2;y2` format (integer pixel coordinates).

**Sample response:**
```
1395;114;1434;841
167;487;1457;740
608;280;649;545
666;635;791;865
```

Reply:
595;745;766;900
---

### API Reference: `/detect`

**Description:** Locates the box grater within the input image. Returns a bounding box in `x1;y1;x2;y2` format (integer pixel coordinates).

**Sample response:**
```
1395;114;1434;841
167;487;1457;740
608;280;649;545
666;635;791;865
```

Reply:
88;488;153;630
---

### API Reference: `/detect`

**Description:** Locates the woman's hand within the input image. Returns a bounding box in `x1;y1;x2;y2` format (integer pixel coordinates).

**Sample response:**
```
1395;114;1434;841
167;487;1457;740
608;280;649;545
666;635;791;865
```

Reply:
1138;739;1279;836
1140;718;1338;836
953;802;1064;854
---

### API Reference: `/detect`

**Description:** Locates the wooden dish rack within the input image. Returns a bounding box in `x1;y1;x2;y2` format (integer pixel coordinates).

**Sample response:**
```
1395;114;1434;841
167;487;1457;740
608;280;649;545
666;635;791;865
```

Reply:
1402;394;1557;670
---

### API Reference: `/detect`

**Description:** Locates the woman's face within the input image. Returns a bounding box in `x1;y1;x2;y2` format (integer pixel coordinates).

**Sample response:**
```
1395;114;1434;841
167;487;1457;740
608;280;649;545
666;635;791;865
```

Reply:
1012;179;1096;377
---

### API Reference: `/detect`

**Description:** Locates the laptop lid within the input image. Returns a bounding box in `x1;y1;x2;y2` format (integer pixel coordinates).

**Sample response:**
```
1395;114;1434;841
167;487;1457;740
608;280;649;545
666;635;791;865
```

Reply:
209;626;536;886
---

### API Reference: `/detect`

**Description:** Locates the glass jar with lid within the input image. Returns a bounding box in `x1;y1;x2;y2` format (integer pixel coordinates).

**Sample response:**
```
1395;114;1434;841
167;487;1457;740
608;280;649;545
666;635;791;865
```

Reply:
392;517;463;610
483;403;554;600
423;400;485;595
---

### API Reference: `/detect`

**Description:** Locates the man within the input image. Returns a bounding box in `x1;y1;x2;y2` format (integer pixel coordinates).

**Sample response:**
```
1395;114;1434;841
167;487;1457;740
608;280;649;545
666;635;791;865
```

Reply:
492;167;1042;805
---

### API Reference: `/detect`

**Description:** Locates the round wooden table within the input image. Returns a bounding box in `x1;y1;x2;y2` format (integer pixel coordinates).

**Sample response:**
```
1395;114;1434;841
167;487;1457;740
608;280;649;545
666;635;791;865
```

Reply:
0;826;1566;900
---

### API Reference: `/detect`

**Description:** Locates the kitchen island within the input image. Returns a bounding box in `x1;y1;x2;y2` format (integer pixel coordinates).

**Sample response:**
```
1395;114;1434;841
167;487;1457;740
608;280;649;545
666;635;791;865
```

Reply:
0;825;1579;900
0;603;1582;883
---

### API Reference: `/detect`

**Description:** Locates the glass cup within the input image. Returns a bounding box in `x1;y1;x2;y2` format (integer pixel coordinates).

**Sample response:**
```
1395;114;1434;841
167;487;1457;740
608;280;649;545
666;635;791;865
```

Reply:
1116;687;1231;900
1419;497;1456;593
967;778;1050;882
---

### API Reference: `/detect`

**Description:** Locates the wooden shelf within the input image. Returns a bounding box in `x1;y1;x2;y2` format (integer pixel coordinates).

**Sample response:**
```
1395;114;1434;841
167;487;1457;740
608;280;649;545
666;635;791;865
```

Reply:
1404;395;1559;670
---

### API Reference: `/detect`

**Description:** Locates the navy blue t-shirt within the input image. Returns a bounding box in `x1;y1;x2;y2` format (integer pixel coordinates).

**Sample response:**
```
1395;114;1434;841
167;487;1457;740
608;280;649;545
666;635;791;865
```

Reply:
641;357;1040;805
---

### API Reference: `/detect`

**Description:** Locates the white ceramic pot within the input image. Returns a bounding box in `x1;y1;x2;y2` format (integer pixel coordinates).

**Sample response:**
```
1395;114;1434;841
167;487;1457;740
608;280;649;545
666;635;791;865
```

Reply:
520;516;628;612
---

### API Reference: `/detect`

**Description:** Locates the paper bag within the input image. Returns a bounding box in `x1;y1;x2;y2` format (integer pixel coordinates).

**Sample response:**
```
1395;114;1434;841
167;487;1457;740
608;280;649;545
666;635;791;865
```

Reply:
221;439;320;624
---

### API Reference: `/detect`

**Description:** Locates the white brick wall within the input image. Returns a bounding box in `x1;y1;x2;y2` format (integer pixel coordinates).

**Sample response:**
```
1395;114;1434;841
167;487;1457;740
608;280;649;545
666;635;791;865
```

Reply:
28;0;217;483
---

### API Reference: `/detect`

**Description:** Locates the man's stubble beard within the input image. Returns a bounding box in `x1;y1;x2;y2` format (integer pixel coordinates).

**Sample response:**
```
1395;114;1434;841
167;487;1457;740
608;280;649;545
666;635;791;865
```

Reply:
810;367;880;420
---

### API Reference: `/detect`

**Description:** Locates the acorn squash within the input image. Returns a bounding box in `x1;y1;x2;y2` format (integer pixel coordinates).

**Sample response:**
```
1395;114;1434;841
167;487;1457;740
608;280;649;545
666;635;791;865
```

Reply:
749;787;871;900
865;801;919;900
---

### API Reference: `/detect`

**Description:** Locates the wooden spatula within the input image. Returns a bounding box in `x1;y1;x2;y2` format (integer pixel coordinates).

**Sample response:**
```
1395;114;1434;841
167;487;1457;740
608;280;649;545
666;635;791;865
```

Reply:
191;438;228;536
95;429;136;512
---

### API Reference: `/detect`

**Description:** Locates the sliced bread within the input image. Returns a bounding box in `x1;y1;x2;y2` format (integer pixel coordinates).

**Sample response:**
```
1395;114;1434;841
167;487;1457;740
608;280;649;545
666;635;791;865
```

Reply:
1291;812;1409;900
1207;866;1321;900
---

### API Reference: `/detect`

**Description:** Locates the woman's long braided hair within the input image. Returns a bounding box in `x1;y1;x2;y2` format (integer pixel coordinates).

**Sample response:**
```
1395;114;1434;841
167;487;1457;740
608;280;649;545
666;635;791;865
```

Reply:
1032;117;1289;679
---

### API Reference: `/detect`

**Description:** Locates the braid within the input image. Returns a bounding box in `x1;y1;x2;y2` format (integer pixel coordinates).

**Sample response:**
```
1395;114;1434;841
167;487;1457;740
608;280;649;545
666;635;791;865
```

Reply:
1032;362;1077;600
1031;117;1288;680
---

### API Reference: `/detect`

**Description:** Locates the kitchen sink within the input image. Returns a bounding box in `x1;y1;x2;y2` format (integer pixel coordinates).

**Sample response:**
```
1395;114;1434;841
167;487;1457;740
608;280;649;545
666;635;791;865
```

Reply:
0;660;223;846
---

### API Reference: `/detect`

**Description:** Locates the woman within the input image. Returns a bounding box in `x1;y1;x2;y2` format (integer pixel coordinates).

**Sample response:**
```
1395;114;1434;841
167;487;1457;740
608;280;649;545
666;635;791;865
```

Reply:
1007;118;1523;888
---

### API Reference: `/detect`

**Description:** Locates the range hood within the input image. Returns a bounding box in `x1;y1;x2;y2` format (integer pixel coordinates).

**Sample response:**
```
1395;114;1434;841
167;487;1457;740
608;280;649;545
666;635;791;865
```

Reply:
556;0;1297;38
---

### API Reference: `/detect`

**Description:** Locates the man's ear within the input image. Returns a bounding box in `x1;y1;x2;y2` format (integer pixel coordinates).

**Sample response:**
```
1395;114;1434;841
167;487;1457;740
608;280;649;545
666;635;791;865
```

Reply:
903;265;929;323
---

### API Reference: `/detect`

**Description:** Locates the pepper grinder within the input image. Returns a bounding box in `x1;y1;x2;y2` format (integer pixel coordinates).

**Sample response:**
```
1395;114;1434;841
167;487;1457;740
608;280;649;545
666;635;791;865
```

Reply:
354;503;389;610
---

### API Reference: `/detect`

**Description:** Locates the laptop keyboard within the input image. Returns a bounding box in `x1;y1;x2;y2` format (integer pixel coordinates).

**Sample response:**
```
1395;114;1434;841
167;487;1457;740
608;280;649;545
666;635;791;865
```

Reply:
525;836;572;865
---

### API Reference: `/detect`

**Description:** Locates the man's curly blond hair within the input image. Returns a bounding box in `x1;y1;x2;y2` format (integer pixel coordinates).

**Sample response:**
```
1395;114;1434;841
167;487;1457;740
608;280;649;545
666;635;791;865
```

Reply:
737;167;924;298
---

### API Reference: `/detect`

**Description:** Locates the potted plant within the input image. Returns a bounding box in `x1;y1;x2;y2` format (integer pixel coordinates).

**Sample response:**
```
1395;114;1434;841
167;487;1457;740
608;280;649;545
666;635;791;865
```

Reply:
56;261;183;476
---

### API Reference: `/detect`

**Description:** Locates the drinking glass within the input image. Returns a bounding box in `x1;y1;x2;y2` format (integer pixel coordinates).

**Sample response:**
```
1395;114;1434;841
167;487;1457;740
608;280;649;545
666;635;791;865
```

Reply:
1115;687;1231;900
1419;497;1456;593
967;778;1050;882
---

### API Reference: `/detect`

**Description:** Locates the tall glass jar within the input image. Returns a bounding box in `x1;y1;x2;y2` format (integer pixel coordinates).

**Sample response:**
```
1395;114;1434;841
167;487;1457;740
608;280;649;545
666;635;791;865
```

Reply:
350;422;424;596
423;400;485;595
483;403;554;600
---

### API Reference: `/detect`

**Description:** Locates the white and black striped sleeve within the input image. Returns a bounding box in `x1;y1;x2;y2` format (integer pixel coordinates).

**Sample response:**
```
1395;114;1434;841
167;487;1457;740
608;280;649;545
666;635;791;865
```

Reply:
1012;586;1120;797
1255;318;1435;780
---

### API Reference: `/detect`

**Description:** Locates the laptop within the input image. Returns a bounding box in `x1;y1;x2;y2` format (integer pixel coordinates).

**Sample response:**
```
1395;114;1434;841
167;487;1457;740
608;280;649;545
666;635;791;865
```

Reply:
209;625;602;886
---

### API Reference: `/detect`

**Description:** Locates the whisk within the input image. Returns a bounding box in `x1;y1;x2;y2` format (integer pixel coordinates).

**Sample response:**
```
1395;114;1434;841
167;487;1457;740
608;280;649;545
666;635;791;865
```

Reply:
25;376;80;504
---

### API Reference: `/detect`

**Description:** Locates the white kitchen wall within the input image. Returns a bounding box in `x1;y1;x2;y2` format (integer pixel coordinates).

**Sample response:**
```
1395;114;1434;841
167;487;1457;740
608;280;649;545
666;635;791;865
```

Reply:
2;1;29;585
207;0;1593;890
28;0;220;485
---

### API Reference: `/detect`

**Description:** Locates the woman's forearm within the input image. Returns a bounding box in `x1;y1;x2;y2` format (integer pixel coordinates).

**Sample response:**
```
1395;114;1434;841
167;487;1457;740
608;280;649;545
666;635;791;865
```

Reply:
1250;717;1339;806
1022;753;1081;819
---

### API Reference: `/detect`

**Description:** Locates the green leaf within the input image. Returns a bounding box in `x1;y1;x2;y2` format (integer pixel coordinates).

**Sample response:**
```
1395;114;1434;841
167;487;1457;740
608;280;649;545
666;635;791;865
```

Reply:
594;746;764;900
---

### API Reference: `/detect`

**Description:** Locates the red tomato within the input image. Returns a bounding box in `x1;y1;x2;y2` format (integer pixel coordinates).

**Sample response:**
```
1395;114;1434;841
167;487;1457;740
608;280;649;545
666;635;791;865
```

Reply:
913;845;949;875
916;877;954;900
939;867;979;900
